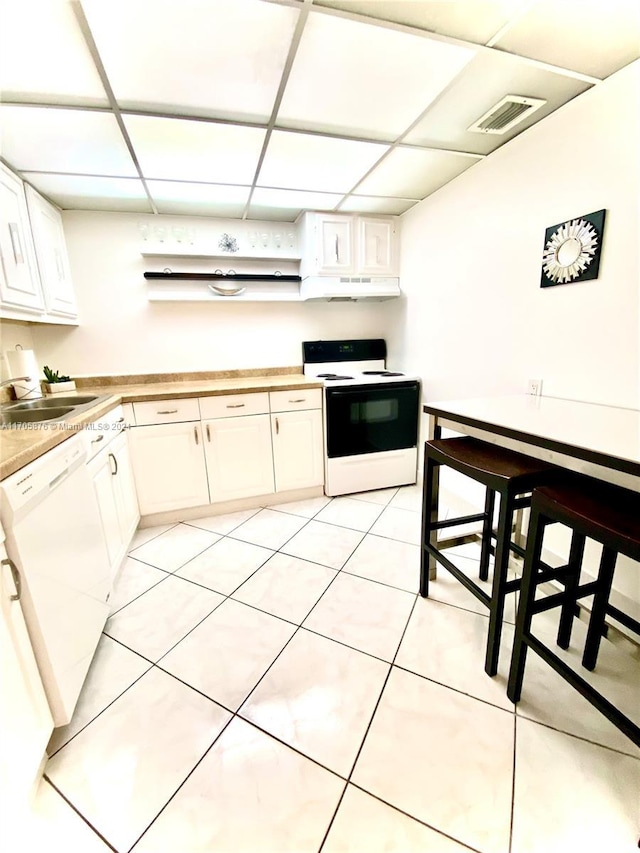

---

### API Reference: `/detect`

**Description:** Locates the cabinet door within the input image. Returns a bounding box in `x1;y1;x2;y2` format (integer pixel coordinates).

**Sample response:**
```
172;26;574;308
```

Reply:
0;165;44;313
357;217;397;276
203;414;275;503
25;186;77;318
272;409;324;492
89;453;123;572
0;541;53;822
128;422;209;515
317;216;355;274
110;434;140;548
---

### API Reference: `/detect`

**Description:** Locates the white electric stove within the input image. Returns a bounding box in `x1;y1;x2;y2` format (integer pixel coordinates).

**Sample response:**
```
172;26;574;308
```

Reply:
302;339;421;496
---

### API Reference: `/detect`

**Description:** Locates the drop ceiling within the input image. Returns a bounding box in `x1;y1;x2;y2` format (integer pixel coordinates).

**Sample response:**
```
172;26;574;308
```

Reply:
0;0;638;222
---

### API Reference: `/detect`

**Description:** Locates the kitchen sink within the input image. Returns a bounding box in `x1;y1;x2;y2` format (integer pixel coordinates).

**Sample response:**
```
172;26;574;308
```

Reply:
1;393;112;426
11;395;99;409
1;407;74;424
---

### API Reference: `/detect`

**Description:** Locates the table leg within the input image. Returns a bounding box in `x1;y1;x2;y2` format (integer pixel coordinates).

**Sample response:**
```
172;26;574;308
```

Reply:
427;414;439;580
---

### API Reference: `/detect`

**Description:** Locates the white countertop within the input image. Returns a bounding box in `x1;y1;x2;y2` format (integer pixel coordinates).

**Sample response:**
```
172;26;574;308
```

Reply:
424;395;640;478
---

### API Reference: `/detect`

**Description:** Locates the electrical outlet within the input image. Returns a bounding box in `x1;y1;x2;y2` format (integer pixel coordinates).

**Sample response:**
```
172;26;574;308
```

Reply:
527;378;543;396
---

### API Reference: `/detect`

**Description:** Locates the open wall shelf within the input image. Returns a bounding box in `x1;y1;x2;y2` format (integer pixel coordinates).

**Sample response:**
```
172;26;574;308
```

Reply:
144;272;301;282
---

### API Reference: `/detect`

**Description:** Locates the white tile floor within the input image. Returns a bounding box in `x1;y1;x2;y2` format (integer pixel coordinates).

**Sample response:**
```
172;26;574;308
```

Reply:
28;485;640;853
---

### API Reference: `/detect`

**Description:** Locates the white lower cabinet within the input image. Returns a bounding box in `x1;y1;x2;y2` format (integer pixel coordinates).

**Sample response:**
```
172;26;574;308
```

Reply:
127;390;324;518
203;414;275;502
128;421;209;515
87;431;140;583
0;531;53;833
272;408;324;491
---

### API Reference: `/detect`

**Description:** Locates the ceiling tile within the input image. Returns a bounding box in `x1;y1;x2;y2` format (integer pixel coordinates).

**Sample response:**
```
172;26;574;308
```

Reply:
403;51;592;154
0;106;137;175
0;0;108;106
247;188;345;223
21;173;151;212
82;0;299;122
312;0;521;44
251;187;343;211
356;147;477;198
339;195;419;215
245;206;300;223
495;0;640;79
258;130;388;193
278;11;475;140
147;180;250;217
123;115;266;184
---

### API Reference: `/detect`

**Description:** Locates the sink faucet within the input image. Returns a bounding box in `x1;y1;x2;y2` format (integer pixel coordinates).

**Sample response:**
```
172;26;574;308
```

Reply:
0;375;31;389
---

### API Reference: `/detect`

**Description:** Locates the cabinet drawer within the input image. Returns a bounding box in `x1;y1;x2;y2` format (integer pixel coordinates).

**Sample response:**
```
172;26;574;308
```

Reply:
269;388;322;413
83;405;126;462
132;397;200;426
199;392;269;419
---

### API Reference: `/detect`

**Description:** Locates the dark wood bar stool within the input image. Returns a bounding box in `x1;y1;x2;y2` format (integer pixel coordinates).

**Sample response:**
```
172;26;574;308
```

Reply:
420;437;557;676
508;476;640;747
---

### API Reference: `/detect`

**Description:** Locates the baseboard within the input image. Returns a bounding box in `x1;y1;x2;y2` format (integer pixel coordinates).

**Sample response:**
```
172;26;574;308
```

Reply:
137;485;325;528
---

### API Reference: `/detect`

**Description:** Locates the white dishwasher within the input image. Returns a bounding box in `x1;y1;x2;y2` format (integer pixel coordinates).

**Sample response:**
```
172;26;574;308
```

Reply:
0;434;111;726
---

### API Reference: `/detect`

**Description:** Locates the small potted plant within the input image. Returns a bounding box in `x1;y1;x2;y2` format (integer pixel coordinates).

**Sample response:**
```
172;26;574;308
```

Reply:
43;365;76;395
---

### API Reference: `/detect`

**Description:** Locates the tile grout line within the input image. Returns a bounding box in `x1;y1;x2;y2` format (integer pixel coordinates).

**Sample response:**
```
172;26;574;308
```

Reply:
317;588;420;851
509;713;517;853
316;588;487;853
40;776;119;852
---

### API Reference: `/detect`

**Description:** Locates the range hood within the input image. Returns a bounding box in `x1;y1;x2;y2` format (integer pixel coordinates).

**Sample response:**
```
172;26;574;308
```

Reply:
300;276;401;302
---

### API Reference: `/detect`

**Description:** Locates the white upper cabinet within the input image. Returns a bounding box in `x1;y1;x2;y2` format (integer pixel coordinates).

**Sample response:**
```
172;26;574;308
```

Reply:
0;163;78;323
300;212;399;278
358;217;398;276
317;216;355;275
0;163;44;314
25;185;77;318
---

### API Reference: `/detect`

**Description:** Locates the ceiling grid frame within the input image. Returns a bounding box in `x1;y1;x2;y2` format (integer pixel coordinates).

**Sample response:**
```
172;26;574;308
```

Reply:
71;0;158;213
1;0;636;219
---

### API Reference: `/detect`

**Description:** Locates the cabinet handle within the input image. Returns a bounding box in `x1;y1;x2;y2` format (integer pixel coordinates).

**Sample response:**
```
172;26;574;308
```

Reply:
91;434;104;444
2;557;21;601
54;248;64;280
117;416;125;423
226;403;245;409
108;452;118;476
157;409;178;414
194;426;199;445
8;223;24;264
206;423;211;442
335;234;339;263
275;417;279;435
289;398;305;403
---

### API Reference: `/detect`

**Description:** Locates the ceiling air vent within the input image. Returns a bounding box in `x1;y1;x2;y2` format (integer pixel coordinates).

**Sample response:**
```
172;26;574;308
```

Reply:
468;96;546;135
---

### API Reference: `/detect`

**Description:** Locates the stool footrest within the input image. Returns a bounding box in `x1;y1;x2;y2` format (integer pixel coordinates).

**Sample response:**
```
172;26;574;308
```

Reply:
432;512;487;531
606;604;640;636
518;632;640;747
423;545;491;607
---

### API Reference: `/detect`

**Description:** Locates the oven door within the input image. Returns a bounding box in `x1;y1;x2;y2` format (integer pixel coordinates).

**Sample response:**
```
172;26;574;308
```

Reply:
325;382;420;458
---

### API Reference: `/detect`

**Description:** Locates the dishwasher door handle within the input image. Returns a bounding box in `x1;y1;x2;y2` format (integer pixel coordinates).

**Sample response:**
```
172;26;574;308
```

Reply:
2;557;21;601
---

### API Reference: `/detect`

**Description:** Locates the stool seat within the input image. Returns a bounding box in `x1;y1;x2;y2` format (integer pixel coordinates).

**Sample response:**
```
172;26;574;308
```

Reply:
535;479;640;560
428;437;555;492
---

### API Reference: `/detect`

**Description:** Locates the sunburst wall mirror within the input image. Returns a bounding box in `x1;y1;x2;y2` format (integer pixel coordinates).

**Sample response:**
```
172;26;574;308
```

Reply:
540;209;606;288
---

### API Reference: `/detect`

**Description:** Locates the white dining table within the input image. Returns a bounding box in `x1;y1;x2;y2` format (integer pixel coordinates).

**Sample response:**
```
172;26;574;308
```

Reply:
423;394;640;492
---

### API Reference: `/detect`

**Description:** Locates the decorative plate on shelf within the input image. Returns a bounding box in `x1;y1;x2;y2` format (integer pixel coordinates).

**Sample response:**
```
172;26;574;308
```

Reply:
540;209;606;288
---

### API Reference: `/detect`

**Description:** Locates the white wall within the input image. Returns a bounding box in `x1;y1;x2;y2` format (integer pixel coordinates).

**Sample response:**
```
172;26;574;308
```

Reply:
389;61;640;611
391;60;640;410
29;211;399;377
0;321;36;382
